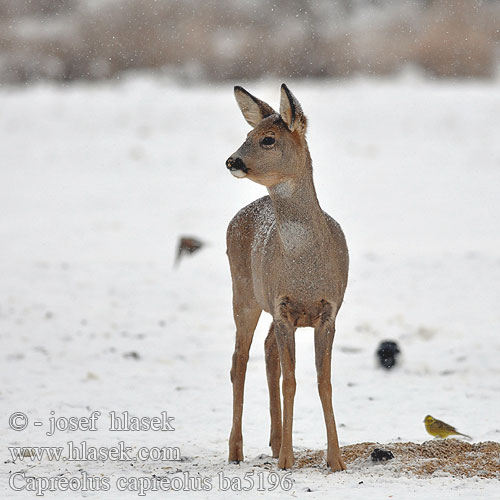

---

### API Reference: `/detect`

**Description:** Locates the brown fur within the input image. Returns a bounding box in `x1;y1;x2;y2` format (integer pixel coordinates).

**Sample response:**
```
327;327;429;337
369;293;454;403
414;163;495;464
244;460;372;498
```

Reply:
225;84;349;471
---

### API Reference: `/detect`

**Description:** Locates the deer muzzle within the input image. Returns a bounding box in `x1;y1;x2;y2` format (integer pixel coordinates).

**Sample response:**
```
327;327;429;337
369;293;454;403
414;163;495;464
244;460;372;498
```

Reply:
226;157;248;178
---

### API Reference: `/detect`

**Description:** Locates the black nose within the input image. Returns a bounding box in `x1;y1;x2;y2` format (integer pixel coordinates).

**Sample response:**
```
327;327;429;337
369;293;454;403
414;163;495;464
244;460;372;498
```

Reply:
226;157;248;173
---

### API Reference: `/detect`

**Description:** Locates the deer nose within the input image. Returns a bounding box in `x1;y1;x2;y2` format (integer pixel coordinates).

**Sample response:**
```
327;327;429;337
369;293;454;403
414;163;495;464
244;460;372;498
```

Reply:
226;157;248;173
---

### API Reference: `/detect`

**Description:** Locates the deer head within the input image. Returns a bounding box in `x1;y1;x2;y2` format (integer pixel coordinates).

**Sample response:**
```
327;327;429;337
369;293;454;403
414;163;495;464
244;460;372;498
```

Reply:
226;84;309;188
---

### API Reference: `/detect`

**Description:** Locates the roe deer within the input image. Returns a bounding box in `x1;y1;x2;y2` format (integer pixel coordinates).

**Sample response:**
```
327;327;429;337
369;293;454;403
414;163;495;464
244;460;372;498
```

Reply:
225;84;349;471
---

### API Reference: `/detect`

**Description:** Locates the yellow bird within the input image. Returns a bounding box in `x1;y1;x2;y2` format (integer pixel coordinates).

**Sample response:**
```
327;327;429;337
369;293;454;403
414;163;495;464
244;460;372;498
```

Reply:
424;415;471;439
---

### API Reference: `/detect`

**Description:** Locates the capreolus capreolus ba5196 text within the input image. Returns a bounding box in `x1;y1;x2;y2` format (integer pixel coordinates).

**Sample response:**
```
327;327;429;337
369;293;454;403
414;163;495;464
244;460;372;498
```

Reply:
225;84;349;471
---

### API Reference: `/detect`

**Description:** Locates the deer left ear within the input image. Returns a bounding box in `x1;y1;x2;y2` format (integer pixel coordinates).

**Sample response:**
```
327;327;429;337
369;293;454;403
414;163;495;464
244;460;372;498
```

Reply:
279;84;307;134
234;86;275;128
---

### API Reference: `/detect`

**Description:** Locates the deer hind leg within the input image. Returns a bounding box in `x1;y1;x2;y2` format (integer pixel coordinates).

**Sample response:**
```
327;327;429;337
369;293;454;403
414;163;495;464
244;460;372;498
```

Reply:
273;301;297;469
265;323;282;458
228;305;261;463
314;302;346;472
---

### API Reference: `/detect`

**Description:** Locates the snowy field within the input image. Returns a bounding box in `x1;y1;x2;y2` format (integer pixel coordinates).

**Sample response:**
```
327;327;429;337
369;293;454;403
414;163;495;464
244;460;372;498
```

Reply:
1;75;499;498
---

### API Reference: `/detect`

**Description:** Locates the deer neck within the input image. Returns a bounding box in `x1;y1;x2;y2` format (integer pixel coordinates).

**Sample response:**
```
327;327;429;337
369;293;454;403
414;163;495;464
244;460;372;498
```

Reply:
267;167;326;255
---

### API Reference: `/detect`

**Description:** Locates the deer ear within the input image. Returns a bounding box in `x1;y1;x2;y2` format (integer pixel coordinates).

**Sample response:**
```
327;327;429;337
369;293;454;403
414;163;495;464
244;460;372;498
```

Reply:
234;86;275;127
279;83;307;134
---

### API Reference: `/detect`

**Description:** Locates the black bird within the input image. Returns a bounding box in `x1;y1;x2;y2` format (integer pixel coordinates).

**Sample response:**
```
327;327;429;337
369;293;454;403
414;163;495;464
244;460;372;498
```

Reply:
371;448;394;462
376;340;400;369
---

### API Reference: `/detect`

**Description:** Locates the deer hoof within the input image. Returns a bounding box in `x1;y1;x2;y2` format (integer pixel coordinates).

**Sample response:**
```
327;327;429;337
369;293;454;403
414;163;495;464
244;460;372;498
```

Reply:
269;433;281;458
228;434;244;463
278;451;295;469
228;448;243;463
327;453;346;472
228;452;243;464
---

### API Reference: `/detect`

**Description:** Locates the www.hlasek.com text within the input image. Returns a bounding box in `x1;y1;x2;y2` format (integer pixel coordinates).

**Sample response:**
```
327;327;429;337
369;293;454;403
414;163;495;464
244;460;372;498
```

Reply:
9;440;181;462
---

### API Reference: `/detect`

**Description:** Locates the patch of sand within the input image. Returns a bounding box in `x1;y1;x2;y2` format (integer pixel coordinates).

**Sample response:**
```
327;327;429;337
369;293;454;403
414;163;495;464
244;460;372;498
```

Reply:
292;440;500;478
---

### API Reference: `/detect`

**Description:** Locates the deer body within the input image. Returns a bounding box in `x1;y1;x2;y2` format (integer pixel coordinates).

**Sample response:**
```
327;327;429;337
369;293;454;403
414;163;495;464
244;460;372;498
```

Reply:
225;84;348;471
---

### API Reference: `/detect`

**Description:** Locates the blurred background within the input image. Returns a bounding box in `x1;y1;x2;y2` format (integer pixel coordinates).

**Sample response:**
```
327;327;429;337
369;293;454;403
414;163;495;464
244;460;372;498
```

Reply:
0;0;499;86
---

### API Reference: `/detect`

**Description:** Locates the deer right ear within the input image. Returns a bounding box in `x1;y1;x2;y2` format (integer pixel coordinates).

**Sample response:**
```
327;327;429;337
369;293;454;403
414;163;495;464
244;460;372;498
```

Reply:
280;83;307;134
234;86;275;127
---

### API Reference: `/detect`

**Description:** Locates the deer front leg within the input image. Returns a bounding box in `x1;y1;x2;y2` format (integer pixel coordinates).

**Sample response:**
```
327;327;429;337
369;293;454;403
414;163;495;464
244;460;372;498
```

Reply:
273;311;296;469
265;323;282;458
228;306;261;463
314;304;346;472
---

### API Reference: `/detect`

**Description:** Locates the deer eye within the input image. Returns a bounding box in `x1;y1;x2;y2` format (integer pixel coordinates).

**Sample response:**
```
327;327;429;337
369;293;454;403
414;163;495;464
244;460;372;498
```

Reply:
261;136;275;146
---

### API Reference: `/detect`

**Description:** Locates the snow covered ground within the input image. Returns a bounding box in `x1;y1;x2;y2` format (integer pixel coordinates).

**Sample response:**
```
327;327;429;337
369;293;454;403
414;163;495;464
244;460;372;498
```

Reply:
1;75;499;498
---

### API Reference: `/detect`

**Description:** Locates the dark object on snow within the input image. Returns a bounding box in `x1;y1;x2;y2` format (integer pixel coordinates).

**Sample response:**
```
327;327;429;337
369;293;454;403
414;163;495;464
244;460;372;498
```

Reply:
175;236;204;266
123;351;140;360
371;448;394;462
377;340;400;369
